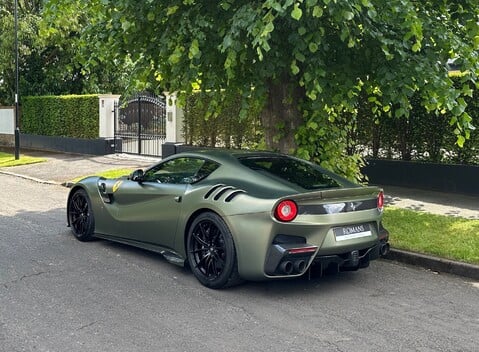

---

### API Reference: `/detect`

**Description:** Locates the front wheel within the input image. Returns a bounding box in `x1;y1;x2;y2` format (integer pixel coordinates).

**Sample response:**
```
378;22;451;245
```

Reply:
186;212;242;289
68;189;95;241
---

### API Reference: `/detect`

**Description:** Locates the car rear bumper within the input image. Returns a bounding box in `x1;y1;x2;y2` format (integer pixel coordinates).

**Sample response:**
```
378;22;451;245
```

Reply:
227;212;389;281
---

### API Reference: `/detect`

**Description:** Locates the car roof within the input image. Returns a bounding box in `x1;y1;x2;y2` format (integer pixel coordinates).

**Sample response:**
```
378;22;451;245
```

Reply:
171;148;286;163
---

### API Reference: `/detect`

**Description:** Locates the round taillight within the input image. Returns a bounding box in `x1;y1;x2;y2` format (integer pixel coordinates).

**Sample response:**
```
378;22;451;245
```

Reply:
377;191;384;211
274;200;298;222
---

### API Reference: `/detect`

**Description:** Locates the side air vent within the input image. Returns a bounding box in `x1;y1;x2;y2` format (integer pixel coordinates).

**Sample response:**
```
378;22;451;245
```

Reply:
213;186;234;200
204;184;247;202
224;190;246;202
204;184;225;199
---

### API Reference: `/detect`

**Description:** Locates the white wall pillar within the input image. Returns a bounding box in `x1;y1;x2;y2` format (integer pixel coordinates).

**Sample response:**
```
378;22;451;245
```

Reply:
98;94;120;138
164;92;185;143
0;107;15;135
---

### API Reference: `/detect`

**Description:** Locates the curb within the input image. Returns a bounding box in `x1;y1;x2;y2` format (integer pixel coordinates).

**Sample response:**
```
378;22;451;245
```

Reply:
383;248;479;281
0;170;61;186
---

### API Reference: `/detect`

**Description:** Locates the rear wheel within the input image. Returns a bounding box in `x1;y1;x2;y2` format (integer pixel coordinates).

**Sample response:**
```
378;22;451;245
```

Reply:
186;212;241;289
68;189;95;241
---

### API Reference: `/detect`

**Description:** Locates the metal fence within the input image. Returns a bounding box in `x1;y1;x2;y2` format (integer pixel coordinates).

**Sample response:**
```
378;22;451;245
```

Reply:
114;93;166;156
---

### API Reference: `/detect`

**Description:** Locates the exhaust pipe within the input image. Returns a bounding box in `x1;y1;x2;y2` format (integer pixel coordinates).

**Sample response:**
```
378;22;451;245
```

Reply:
380;242;390;256
279;261;293;275
293;260;306;273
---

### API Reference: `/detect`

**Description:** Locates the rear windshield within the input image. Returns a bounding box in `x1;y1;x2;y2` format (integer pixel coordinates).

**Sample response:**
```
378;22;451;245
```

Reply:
239;156;341;190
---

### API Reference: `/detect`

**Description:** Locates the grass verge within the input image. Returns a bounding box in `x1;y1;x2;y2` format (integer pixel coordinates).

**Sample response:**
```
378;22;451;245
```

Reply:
383;207;479;265
70;168;134;183
0;152;46;167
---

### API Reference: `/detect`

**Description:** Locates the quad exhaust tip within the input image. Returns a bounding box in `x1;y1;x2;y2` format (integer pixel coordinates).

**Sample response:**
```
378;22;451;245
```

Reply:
279;260;307;275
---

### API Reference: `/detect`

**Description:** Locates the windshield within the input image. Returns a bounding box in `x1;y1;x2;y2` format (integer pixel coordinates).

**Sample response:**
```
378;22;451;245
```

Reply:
239;156;341;190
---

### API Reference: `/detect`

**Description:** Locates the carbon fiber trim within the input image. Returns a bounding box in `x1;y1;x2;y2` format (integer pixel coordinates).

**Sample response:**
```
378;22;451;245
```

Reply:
298;198;377;215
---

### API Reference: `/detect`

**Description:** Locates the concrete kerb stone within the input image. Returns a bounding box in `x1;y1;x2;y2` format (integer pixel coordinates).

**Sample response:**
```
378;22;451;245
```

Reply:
0;169;61;186
384;248;479;281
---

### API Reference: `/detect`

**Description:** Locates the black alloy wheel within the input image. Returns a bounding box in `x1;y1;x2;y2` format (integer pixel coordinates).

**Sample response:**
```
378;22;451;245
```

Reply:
187;212;241;289
68;189;95;241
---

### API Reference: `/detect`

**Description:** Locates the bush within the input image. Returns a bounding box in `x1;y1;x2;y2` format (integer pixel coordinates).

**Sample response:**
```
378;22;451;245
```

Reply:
353;78;478;165
182;91;262;149
22;95;99;139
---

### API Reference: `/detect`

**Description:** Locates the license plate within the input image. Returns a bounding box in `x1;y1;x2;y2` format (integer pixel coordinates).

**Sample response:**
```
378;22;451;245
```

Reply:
334;224;372;241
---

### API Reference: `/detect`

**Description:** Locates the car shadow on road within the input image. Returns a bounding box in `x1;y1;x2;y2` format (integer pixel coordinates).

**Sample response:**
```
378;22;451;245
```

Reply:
87;238;367;295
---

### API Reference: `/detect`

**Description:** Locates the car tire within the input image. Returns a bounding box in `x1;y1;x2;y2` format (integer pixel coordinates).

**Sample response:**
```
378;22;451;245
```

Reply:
68;188;95;242
187;212;242;289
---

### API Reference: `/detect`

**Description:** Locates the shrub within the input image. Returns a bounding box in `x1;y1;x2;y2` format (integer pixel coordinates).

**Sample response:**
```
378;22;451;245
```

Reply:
182;91;263;149
22;95;99;139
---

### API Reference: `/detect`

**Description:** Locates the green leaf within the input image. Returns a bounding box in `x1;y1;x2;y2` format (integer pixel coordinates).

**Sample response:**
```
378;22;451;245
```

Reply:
295;52;306;62
291;60;300;75
147;12;155;21
307;120;318;129
188;39;200;59
343;11;354;20
263;21;274;35
291;4;303;20
309;42;318;53
412;42;421;52
312;6;323;18
167;6;179;16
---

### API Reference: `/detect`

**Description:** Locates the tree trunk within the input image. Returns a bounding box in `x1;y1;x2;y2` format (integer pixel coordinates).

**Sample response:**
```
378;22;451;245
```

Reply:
260;78;304;154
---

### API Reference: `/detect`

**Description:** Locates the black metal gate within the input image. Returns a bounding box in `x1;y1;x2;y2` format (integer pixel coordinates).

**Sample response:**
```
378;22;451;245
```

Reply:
114;93;166;156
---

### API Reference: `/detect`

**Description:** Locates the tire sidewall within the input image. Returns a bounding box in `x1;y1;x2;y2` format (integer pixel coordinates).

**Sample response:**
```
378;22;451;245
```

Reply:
68;188;95;241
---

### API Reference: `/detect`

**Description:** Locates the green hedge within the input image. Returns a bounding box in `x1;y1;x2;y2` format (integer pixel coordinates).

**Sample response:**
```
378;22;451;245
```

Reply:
182;92;262;149
22;95;99;139
182;86;478;167
352;79;478;165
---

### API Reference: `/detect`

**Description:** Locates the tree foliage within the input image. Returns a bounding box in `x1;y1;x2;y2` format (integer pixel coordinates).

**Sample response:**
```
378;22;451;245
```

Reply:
0;0;42;105
29;1;479;179
0;0;131;105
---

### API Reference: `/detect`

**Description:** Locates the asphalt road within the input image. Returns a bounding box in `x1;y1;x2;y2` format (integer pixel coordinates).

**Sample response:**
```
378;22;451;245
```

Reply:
1;175;478;352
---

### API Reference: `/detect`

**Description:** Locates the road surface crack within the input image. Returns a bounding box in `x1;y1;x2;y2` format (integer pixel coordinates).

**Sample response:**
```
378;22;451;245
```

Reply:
19;271;46;281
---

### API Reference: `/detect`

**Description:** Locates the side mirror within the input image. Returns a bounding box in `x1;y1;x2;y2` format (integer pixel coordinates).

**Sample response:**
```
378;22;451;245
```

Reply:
129;169;144;183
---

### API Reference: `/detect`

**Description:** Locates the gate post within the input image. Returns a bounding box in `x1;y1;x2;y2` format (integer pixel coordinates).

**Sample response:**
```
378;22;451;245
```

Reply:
164;92;185;144
98;94;120;138
137;96;142;154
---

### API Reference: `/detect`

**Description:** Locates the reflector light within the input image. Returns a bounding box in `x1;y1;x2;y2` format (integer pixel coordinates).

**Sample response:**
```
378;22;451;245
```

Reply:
377;191;384;211
274;200;298;222
287;246;317;255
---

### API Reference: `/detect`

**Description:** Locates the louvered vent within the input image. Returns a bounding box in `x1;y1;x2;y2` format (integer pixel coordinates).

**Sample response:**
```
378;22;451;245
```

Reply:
204;184;246;202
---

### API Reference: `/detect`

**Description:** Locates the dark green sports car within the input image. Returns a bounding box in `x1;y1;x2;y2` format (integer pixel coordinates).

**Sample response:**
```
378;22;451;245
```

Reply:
67;149;389;288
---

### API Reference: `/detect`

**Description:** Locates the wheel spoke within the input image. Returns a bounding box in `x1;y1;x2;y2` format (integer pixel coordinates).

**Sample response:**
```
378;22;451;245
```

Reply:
71;197;83;213
194;252;209;270
192;229;209;247
189;247;208;254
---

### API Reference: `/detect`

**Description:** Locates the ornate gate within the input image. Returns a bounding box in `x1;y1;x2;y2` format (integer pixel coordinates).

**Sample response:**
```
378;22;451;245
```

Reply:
114;93;166;156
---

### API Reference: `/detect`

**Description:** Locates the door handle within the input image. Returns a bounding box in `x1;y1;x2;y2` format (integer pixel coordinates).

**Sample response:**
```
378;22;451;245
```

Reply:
174;196;182;203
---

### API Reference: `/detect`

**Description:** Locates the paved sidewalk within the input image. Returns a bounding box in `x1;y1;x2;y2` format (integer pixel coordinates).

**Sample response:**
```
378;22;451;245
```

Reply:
0;151;158;185
1;150;478;280
382;185;479;220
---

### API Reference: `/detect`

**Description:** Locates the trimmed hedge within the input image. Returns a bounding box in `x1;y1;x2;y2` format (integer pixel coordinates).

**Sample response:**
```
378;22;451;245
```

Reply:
22;95;99;139
182;92;262;149
351;79;478;165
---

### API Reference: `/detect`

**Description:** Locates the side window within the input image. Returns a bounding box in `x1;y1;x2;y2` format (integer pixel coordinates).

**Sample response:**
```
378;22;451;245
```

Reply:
143;157;219;184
